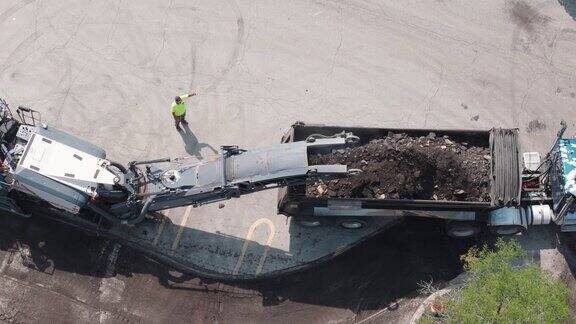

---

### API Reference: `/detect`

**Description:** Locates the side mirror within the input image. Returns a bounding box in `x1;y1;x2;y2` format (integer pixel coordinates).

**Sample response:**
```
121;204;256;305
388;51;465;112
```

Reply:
558;120;567;139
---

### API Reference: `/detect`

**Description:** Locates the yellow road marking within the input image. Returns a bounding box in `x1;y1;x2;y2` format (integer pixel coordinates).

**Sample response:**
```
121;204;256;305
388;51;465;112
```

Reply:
152;209;171;246
171;206;193;250
333;245;347;256
233;218;275;275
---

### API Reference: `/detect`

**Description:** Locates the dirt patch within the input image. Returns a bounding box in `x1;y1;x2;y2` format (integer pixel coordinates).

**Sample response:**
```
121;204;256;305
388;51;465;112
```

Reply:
527;119;547;133
508;1;551;32
306;132;491;202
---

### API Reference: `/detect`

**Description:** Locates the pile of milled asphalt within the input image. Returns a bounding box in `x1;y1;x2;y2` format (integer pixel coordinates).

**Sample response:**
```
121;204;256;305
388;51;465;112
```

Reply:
307;132;491;202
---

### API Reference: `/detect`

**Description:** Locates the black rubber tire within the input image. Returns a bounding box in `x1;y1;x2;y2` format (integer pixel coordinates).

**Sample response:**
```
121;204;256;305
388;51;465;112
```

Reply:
338;219;368;230
490;225;524;236
446;221;482;238
298;217;323;228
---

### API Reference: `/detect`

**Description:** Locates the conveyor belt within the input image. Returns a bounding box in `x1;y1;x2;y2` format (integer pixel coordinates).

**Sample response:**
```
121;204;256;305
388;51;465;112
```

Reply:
490;128;522;207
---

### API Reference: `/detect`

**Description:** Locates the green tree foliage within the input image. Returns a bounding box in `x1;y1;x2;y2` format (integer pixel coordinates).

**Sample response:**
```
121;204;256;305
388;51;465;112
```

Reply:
441;239;571;324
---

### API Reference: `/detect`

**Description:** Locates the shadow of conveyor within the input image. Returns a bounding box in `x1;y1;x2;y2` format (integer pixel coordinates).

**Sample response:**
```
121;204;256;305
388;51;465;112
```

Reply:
0;208;478;313
559;0;576;20
178;124;218;159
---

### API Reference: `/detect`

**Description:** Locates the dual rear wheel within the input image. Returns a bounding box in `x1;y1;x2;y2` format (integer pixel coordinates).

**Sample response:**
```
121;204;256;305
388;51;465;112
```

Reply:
298;218;524;237
445;221;524;238
298;217;368;230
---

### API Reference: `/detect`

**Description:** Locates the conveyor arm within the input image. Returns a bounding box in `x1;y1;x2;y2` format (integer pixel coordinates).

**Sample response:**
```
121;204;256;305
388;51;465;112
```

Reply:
0;99;359;225
104;132;360;223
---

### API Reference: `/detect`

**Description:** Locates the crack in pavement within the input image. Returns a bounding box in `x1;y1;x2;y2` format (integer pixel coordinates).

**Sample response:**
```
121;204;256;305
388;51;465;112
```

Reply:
152;0;174;69
423;65;445;127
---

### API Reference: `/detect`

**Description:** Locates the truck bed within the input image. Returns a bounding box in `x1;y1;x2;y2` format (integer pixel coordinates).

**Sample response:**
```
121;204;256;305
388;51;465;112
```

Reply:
277;123;521;217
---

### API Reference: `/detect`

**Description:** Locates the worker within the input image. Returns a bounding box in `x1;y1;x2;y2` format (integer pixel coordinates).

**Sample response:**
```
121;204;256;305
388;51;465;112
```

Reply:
171;93;197;131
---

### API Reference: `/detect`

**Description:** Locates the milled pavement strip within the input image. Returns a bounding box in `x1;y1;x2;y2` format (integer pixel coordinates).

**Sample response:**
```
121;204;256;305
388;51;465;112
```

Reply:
171;206;192;250
0;252;10;273
152;209;171;246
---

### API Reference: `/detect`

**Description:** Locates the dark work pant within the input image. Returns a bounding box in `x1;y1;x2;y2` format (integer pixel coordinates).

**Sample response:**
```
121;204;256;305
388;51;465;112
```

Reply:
174;113;186;127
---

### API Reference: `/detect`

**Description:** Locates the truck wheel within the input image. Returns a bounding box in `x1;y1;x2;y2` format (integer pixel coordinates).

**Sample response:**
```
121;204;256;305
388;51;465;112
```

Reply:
298;217;323;227
491;225;523;236
338;219;367;230
446;221;481;238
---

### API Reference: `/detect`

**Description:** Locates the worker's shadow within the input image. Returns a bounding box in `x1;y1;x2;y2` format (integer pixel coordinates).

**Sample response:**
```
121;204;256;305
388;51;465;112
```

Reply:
178;124;218;160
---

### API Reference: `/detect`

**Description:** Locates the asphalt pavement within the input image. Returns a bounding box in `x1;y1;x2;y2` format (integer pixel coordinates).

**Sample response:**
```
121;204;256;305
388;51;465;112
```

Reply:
1;0;576;322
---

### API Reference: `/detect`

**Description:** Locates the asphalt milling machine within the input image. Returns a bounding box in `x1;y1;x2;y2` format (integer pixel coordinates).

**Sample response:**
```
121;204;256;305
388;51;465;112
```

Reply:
1;98;576;279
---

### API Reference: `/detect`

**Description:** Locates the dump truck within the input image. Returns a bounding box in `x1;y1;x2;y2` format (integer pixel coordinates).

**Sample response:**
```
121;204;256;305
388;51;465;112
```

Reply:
278;122;573;238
